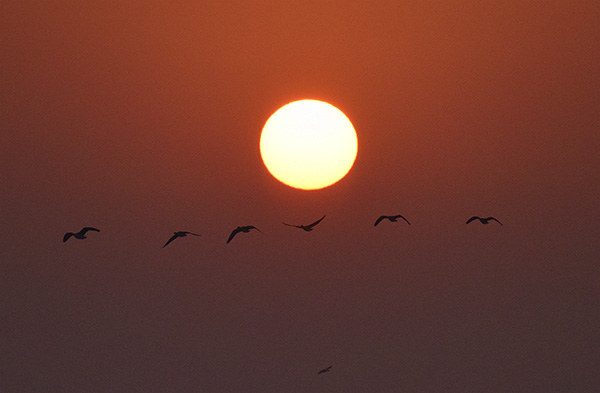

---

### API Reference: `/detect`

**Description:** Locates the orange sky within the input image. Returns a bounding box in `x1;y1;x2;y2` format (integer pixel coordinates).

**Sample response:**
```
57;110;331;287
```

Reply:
1;1;599;392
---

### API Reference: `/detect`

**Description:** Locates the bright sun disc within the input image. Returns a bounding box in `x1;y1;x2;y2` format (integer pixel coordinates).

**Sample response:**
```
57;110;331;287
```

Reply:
260;99;358;190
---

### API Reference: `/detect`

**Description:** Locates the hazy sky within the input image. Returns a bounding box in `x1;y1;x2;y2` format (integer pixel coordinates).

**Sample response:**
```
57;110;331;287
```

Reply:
2;1;599;392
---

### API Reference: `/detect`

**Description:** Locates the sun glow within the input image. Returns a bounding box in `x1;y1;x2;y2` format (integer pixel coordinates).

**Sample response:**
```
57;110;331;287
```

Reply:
260;100;358;190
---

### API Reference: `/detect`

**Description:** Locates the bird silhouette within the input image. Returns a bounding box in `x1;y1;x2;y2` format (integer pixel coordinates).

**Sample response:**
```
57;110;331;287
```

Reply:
227;225;261;243
374;214;410;226
163;231;201;248
466;216;503;226
317;365;332;374
63;227;100;242
283;215;326;231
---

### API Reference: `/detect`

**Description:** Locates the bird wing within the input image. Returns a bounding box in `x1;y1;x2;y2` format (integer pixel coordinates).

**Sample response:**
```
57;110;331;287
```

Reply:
63;233;73;242
163;234;178;248
466;216;480;224
318;366;332;374
395;215;410;225
374;216;386;226
307;215;326;228
489;217;503;226
227;228;241;243
81;227;100;234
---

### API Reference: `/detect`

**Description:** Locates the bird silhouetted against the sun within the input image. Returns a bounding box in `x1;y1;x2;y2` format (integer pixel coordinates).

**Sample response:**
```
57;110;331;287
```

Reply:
374;214;410;227
317;365;332;375
227;225;261;243
63;227;100;242
283;215;326;231
163;231;201;248
466;216;503;226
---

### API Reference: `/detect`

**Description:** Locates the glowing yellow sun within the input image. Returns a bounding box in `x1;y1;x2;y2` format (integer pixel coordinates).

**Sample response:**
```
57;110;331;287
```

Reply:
260;99;358;190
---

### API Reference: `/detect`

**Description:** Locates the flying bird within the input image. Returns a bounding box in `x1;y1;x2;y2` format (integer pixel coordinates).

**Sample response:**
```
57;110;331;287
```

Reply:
466;216;503;226
227;225;261;243
317;366;332;375
63;227;100;242
374;214;410;226
163;231;201;248
283;215;326;231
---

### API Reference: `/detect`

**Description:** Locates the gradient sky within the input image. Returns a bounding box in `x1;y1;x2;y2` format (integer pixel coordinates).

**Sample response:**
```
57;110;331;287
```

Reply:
2;1;599;392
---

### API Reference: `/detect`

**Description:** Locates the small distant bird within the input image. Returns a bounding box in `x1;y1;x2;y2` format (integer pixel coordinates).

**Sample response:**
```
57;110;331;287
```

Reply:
227;225;261;243
163;231;201;248
283;215;326;231
63;227;100;242
317;366;332;375
466;216;503;226
374;214;410;227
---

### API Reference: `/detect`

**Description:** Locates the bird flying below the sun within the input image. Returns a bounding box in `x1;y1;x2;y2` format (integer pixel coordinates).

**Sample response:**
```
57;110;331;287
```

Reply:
283;215;326;231
226;225;261;244
163;231;201;248
374;214;411;227
466;216;503;226
63;227;100;242
317;365;332;375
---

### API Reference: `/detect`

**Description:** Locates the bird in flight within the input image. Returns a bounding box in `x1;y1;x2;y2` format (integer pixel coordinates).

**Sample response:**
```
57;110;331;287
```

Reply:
317;365;332;375
63;227;100;242
374;214;410;227
163;231;201;248
283;215;326;231
227;225;261;243
466;216;503;226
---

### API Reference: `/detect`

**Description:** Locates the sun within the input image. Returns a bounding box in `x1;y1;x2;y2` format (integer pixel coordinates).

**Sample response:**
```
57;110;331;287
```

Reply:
260;99;358;190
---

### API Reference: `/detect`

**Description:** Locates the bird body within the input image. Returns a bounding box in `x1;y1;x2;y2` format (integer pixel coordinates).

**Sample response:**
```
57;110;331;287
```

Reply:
227;225;261;243
63;227;100;242
318;365;332;374
374;214;410;226
163;231;201;248
466;216;503;226
283;215;326;231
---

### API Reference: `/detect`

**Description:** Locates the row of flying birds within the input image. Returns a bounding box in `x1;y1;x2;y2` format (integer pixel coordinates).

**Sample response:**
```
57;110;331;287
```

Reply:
63;215;503;247
63;215;501;376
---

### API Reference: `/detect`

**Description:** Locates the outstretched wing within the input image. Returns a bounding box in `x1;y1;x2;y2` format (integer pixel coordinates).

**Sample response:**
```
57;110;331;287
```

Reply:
489;217;503;226
63;232;73;242
318;366;332;374
394;215;410;225
374;216;387;226
163;234;178;248
227;228;241;243
466;216;480;224
307;215;326;228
